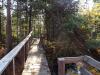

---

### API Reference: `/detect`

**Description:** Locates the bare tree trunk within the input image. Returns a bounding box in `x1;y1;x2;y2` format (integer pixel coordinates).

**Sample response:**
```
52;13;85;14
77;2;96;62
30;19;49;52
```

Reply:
0;1;3;43
6;0;12;52
0;10;2;42
29;2;32;33
4;0;13;75
16;1;19;43
25;2;28;35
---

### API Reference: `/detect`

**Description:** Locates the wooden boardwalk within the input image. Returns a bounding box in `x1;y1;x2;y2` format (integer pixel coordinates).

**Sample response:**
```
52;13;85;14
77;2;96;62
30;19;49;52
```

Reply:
22;39;51;75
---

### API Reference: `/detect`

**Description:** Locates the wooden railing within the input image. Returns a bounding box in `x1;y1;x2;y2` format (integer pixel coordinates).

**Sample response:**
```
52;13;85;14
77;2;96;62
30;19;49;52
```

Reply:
58;55;100;75
0;31;33;75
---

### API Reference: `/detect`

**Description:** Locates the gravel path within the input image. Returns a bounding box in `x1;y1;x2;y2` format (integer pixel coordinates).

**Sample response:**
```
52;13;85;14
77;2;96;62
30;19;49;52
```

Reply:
22;39;51;75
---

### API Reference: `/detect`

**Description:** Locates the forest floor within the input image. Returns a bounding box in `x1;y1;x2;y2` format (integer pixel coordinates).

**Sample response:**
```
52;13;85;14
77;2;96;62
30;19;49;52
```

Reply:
22;39;51;75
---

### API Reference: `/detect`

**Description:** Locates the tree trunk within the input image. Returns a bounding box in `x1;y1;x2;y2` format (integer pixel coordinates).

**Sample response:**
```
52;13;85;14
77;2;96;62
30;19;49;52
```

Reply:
0;10;2;42
4;0;13;75
6;0;12;52
29;2;32;33
16;1;19;43
25;3;28;35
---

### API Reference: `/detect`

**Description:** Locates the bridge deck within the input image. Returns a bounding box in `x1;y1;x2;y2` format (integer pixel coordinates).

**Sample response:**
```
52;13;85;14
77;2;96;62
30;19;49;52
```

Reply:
22;39;51;75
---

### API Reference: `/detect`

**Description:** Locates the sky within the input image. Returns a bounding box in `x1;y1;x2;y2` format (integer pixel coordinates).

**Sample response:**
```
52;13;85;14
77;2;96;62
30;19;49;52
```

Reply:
2;0;14;16
2;0;94;16
80;0;94;10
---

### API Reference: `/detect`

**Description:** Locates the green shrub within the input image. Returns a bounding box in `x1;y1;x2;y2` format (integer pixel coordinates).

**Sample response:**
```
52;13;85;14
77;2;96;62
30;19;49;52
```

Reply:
86;39;100;49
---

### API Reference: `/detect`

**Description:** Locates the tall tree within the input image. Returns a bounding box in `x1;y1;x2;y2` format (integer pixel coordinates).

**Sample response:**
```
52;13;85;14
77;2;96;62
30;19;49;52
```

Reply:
29;0;32;33
0;6;2;42
0;0;3;43
6;0;12;52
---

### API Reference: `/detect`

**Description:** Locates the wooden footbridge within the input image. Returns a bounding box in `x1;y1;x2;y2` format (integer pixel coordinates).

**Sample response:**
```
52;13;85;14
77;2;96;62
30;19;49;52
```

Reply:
58;55;100;75
0;31;100;75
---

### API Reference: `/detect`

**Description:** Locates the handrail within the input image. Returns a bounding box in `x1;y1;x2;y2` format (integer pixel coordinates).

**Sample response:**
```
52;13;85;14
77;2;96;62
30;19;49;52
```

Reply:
58;55;100;75
83;55;100;70
0;31;33;75
80;67;92;75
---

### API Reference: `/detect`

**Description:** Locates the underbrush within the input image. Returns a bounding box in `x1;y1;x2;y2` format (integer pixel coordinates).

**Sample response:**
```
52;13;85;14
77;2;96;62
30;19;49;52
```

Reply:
86;39;100;49
42;39;82;75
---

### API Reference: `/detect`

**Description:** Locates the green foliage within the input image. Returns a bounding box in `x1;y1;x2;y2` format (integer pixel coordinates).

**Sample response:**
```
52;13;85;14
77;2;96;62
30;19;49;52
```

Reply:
86;39;100;49
93;0;100;2
64;14;89;31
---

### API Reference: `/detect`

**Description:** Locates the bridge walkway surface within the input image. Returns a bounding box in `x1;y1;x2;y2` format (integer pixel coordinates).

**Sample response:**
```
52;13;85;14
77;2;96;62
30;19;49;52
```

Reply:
22;39;51;75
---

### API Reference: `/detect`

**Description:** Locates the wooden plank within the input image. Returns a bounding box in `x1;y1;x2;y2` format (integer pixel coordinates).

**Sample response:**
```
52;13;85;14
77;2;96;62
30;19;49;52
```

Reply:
80;67;93;75
63;56;84;63
83;55;100;70
0;31;32;75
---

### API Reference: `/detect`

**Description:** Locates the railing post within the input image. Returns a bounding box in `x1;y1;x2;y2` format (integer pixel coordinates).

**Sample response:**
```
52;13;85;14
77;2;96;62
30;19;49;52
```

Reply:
58;58;65;75
24;43;27;61
28;39;30;51
4;62;13;75
15;47;25;75
23;44;26;62
13;58;15;75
